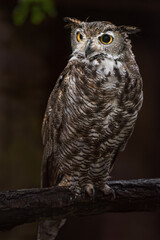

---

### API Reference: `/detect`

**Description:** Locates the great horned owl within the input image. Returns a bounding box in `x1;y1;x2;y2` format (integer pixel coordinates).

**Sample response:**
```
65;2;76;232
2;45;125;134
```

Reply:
37;18;143;240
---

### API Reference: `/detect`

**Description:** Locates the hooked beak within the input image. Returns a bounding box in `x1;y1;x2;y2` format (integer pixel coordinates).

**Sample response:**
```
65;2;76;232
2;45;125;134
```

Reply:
85;40;94;58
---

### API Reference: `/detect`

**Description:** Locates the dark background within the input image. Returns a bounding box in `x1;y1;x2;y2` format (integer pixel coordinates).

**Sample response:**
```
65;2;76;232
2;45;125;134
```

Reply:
0;0;160;239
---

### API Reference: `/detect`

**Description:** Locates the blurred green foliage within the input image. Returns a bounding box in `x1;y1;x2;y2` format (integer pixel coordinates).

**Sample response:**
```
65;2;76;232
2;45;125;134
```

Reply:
13;0;57;25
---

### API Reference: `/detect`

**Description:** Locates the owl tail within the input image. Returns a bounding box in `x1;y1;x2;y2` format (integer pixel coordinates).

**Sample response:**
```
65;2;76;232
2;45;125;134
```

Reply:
37;218;66;240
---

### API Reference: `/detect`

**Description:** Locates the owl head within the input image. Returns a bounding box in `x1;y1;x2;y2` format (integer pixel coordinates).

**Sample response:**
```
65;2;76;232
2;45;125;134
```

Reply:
64;17;140;60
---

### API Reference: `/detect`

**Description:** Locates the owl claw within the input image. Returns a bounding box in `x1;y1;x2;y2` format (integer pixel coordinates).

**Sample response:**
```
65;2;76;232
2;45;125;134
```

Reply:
85;184;95;197
102;185;116;199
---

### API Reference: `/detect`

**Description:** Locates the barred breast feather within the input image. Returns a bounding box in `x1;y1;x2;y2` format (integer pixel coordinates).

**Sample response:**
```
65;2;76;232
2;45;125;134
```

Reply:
42;54;143;195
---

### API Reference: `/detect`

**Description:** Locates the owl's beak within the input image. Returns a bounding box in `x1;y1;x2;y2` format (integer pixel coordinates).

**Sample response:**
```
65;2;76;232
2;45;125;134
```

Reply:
85;40;93;58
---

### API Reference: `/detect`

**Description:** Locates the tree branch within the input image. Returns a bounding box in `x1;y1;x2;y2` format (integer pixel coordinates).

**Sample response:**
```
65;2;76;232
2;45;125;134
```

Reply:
0;178;160;231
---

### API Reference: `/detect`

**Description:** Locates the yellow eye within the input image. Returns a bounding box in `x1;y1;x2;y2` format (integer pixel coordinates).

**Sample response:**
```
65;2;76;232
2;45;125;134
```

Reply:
99;34;113;45
76;32;83;42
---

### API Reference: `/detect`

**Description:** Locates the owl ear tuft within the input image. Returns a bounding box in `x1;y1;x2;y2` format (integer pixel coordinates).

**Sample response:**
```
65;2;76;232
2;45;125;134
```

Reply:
119;25;141;34
64;17;82;29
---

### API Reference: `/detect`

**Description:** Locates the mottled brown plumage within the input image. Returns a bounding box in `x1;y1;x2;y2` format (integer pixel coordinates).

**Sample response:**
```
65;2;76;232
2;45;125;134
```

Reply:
37;18;143;240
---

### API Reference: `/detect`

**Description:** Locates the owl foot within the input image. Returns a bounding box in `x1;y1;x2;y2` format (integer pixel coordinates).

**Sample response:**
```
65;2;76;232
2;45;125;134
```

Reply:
85;184;95;197
101;184;116;199
58;175;71;187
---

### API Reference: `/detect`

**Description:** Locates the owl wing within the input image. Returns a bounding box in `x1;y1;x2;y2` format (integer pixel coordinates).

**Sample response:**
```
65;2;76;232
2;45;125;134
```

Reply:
41;68;68;188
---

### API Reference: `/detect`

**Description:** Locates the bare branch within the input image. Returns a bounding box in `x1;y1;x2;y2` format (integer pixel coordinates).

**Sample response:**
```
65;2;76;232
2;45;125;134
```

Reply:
0;178;160;231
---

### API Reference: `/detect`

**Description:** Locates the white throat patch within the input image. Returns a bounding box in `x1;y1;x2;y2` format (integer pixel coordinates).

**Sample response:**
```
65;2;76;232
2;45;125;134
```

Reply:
96;58;116;76
70;55;123;77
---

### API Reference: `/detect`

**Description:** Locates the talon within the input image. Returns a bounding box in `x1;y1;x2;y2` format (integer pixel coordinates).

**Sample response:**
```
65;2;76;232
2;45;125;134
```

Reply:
85;184;95;197
102;184;116;199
